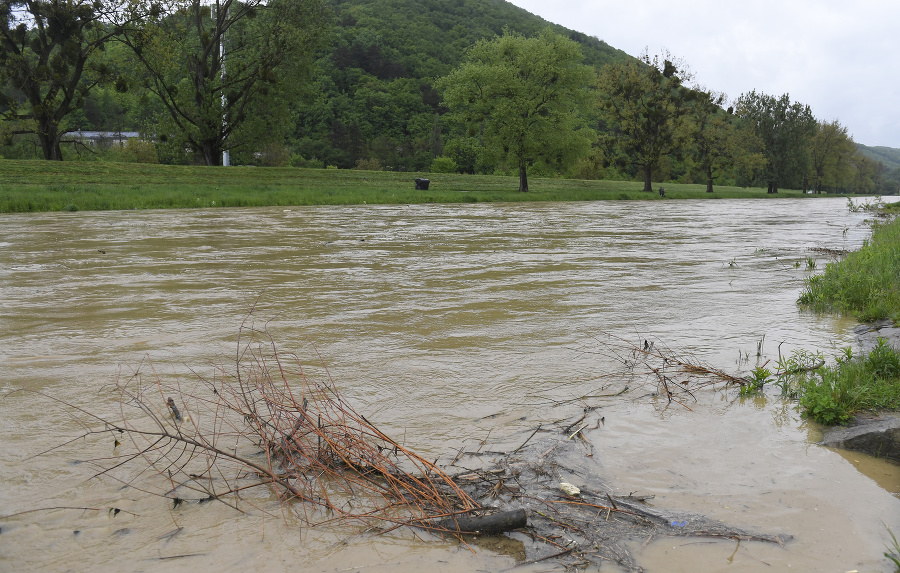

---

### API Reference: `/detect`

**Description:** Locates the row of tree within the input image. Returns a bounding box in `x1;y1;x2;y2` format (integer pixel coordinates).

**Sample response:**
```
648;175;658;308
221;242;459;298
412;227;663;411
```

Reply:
1;0;326;163
1;0;897;195
439;30;897;194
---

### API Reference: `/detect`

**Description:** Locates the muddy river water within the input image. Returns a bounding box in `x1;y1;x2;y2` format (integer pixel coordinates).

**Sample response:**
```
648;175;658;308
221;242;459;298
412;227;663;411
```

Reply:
1;198;899;572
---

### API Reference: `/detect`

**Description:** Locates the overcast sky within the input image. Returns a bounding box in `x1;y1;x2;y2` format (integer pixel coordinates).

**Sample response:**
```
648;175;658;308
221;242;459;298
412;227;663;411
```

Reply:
507;0;900;148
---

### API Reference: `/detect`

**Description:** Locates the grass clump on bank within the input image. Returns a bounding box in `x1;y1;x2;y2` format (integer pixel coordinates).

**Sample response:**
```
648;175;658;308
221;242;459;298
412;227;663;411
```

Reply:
798;214;900;322
796;340;900;424
750;343;900;425
0;159;837;213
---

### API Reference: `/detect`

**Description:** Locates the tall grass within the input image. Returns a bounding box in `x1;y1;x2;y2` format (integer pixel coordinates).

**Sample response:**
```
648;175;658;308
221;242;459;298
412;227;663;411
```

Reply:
798;216;900;322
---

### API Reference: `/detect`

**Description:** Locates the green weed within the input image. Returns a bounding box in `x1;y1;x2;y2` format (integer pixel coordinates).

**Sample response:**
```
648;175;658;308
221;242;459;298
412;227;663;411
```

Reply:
741;366;772;395
772;349;824;399
795;338;900;425
885;523;900;570
847;196;885;213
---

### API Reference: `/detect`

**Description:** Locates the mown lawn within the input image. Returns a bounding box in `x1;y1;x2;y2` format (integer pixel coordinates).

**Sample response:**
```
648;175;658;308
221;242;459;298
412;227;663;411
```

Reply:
0;159;836;212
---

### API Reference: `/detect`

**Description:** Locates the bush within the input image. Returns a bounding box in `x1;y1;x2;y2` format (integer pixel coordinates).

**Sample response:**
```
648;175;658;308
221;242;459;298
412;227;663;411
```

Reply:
430;156;457;173
255;142;290;167
354;158;383;171
290;154;322;169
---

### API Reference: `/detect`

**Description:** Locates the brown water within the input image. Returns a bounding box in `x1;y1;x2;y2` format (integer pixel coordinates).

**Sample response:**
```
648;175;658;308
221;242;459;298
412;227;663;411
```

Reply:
1;199;899;572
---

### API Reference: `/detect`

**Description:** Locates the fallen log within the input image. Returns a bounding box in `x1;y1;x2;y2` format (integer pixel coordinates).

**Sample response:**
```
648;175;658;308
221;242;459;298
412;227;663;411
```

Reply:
435;509;527;535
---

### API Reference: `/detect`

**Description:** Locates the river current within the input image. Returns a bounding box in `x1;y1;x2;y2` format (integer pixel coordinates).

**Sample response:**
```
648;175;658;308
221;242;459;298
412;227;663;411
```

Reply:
1;198;898;572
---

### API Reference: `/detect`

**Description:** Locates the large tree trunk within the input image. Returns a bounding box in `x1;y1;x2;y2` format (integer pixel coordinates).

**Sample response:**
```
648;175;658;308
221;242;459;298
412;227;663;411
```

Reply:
37;119;63;161
201;141;222;166
518;160;528;192
706;164;714;193
643;163;653;192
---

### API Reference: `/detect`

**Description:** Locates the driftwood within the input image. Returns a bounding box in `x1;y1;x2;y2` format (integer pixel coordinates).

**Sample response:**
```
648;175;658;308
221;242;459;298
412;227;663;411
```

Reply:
25;325;790;572
435;509;527;535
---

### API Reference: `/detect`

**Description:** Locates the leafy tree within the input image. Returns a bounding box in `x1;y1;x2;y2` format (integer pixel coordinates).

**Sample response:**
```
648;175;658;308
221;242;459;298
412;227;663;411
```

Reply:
596;52;691;192
292;0;630;174
0;0;137;160
808;120;855;193
438;28;593;192
850;153;875;194
686;89;765;192
734;90;816;193
122;0;327;166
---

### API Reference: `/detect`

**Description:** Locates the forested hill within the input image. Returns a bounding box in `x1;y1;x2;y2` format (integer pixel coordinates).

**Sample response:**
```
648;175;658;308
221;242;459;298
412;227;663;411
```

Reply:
857;144;900;171
291;0;631;170
326;0;630;76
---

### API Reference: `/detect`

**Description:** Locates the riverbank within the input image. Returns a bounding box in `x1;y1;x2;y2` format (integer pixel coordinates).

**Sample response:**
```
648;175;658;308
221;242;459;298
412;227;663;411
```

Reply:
800;208;900;323
0;158;856;212
794;209;900;464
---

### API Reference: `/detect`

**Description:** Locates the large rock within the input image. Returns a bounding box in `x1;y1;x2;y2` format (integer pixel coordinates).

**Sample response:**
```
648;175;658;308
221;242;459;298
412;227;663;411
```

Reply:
854;319;900;353
821;412;900;462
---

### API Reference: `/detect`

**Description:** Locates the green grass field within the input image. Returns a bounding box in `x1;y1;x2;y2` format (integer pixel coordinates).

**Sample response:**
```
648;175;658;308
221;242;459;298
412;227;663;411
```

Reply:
0;159;845;213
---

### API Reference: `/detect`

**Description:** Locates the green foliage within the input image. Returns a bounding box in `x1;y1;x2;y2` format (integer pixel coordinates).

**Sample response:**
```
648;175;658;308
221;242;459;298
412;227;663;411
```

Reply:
858;144;900;172
771;349;824;398
798;376;851;425
836;346;854;365
885;524;900;570
799;216;900;322
293;0;628;174
354;157;382;171
439;29;594;192
685;89;765;193
734;90;817;192
596;51;692;192
0;0;134;160
741;366;772;395
808;120;858;194
795;339;900;425
122;0;328;166
430;156;457;173
866;337;900;377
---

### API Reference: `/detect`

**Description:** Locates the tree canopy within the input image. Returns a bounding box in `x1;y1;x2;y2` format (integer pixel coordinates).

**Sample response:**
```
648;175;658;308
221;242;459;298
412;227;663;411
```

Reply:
121;0;327;166
686;89;765;193
596;52;691;192
438;28;593;191
735;90;816;193
0;0;135;160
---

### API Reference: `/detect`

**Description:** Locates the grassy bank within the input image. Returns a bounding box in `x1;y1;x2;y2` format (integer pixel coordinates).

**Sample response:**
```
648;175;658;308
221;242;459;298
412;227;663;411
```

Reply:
761;341;900;425
0;159;837;213
788;204;900;424
799;212;900;322
796;339;900;424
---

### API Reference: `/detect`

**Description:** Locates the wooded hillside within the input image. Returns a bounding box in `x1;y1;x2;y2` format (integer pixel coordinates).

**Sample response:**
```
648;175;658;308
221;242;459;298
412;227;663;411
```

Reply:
1;0;897;194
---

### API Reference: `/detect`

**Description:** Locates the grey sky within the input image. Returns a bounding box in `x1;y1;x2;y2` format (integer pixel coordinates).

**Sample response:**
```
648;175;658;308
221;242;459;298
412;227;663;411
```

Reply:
508;0;899;148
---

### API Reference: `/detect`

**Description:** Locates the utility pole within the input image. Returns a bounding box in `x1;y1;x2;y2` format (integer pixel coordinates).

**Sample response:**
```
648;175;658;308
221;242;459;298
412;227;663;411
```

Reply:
219;1;230;166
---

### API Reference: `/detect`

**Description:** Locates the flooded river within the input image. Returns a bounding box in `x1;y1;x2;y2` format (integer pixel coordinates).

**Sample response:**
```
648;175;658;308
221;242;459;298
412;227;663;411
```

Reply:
1;198;899;572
